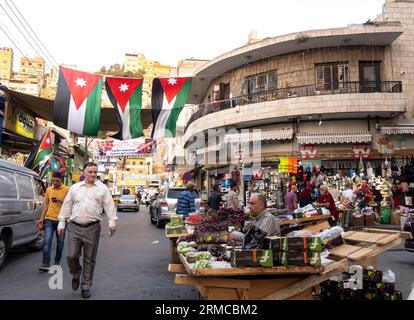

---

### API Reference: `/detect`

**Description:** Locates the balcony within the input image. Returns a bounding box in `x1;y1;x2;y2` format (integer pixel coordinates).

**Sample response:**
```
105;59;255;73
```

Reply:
183;81;405;143
186;81;402;131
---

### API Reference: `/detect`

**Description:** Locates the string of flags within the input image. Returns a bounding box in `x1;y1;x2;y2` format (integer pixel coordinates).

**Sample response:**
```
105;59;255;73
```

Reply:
53;66;192;140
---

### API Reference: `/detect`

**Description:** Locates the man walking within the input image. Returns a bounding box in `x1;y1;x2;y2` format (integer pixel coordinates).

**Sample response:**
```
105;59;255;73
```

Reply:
176;182;197;218
37;173;69;272
57;162;118;299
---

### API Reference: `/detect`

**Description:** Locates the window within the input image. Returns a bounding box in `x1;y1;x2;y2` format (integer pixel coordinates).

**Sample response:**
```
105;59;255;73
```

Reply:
34;178;45;197
359;61;381;93
16;174;34;199
0;170;18;198
244;70;277;95
315;62;349;91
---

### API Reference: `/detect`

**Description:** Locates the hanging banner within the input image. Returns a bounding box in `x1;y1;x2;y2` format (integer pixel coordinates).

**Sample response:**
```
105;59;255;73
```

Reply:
299;144;318;159
94;138;156;157
352;143;371;158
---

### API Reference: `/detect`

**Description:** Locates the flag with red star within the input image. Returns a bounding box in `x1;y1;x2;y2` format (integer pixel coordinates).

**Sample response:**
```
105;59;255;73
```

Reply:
24;127;53;173
53;66;103;136
105;77;144;140
151;76;192;139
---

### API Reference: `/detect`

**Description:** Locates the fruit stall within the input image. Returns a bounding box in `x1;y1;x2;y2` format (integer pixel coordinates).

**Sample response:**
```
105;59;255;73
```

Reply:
165;209;408;300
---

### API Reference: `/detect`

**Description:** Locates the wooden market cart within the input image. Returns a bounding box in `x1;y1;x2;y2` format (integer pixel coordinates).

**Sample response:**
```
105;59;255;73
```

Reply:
165;215;333;264
169;229;409;300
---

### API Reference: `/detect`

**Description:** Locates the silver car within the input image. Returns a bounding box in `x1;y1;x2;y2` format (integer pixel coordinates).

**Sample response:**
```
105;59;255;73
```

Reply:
0;159;45;270
149;187;206;228
117;195;139;212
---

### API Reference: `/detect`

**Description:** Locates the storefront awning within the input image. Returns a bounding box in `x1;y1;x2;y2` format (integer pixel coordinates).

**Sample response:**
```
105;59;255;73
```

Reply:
224;129;294;144
297;132;372;144
380;125;414;135
2;87;153;132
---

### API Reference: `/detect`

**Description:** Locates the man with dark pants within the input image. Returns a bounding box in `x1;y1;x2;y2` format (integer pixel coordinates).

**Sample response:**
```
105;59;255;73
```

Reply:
37;172;69;271
58;162;118;299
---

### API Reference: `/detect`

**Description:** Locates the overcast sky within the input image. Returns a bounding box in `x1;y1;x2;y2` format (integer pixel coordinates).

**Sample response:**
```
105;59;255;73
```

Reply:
0;0;384;72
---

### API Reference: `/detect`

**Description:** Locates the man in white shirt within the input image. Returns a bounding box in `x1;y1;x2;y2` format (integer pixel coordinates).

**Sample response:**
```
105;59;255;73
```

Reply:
58;162;118;299
226;182;240;209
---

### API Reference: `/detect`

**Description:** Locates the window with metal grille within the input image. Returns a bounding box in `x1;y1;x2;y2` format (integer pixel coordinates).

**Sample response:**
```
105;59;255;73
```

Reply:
241;70;278;95
315;62;349;91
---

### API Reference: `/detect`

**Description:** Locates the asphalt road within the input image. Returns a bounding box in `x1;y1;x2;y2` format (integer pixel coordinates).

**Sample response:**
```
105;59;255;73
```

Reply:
0;206;413;300
0;206;197;300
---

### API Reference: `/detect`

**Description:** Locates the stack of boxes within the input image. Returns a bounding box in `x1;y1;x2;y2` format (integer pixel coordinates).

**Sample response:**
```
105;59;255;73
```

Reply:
319;268;402;300
266;236;322;266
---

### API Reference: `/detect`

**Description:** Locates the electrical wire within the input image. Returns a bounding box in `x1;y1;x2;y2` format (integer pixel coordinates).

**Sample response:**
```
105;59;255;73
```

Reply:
0;1;52;71
4;0;58;69
8;0;59;67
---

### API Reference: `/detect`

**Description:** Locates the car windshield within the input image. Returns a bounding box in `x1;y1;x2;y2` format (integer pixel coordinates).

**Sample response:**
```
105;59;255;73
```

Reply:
167;189;200;199
120;195;135;200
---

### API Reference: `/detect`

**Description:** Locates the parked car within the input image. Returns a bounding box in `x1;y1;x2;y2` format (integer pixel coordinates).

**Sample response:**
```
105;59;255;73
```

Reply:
149;187;206;228
117;195;139;212
0;159;45;270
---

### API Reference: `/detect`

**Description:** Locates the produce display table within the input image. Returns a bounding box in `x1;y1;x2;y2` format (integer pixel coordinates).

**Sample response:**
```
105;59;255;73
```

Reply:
166;232;191;264
169;229;403;300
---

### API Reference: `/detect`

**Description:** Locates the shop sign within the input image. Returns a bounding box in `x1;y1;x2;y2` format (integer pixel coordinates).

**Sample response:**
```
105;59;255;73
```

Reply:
299;144;318;159
5;104;35;139
352;143;371;158
376;137;394;155
94;138;156;157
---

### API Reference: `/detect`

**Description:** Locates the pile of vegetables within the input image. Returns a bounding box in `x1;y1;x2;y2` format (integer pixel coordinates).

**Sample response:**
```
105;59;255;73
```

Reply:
166;214;184;234
185;214;202;224
194;251;212;269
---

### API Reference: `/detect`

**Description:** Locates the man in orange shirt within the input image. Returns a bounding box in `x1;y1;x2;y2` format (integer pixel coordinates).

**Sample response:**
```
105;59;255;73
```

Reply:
38;173;69;272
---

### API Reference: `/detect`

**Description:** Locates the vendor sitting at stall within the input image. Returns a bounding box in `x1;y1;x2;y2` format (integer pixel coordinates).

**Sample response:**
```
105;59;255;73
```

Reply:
229;193;281;242
316;185;339;225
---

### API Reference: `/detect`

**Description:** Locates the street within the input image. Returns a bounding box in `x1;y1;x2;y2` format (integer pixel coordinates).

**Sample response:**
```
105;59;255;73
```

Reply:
0;206;413;300
0;207;197;300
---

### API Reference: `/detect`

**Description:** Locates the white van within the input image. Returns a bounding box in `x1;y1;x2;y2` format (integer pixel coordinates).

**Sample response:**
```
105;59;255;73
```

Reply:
0;159;45;270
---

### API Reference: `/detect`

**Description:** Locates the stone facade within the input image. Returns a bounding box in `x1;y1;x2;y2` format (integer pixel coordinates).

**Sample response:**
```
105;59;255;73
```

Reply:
181;0;414;165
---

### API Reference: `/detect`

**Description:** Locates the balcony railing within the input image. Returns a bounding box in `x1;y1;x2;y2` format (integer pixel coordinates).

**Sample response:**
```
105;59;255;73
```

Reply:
185;81;402;132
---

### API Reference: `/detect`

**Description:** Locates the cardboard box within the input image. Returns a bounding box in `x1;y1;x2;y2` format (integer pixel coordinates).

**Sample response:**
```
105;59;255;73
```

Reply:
230;250;273;268
281;237;322;252
266;236;322;252
280;251;321;266
391;211;401;226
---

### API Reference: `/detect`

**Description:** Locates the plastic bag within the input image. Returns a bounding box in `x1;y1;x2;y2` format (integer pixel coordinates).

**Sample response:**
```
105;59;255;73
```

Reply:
381;207;391;224
243;226;267;249
367;162;374;178
382;269;395;283
285;230;315;237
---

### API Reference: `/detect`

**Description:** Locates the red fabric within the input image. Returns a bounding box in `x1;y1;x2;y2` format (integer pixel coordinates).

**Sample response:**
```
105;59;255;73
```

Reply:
317;192;338;217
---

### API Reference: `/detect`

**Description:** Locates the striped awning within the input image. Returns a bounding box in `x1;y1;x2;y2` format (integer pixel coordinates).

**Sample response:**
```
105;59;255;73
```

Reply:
297;132;372;144
380;125;414;135
224;129;294;144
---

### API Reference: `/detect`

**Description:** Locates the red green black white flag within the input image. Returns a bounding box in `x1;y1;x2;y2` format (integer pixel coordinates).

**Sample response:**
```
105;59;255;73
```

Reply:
151;77;192;139
105;77;144;140
24;127;52;172
53;66;103;136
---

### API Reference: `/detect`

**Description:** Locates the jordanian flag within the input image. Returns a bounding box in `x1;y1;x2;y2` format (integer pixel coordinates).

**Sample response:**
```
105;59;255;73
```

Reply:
53;66;103;136
24;127;52;172
151;77;192;139
105;77;144;140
